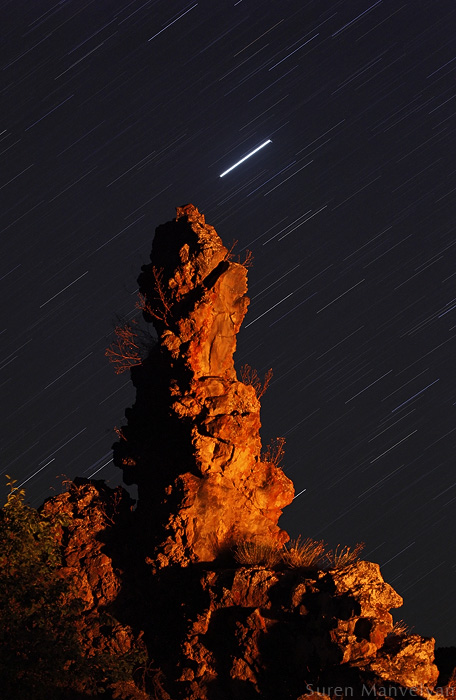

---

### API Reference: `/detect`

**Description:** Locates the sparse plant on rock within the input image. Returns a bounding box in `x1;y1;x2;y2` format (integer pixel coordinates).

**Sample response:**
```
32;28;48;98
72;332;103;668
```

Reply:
389;619;413;638
240;363;273;400
261;436;286;468
233;539;281;567
106;320;142;374
224;239;254;268
326;542;365;569
281;536;326;569
136;266;172;325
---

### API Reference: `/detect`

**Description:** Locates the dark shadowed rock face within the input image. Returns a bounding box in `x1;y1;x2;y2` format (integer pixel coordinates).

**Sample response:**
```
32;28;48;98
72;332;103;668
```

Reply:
38;206;448;699
155;559;439;700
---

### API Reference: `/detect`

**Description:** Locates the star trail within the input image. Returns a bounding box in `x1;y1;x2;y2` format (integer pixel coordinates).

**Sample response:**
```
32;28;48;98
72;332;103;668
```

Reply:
1;0;455;646
219;139;272;177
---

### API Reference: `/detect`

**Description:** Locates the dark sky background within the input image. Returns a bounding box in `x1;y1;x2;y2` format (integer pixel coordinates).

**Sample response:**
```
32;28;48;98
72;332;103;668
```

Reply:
2;0;455;647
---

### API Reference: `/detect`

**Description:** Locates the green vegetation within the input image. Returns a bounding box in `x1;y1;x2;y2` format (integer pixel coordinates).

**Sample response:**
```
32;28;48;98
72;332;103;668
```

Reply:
0;477;147;699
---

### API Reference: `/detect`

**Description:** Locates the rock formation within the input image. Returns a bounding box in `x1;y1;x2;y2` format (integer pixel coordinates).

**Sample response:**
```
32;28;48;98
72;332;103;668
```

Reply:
24;205;453;698
114;203;294;567
159;559;440;699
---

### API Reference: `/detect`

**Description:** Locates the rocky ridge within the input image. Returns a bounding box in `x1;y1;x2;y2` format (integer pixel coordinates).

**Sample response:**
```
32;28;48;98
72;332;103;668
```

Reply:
40;205;452;699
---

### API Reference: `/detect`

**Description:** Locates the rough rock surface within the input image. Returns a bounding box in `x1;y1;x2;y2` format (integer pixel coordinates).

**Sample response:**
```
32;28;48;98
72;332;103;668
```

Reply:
115;203;294;566
36;206;447;699
41;479;149;699
41;479;127;609
149;559;438;700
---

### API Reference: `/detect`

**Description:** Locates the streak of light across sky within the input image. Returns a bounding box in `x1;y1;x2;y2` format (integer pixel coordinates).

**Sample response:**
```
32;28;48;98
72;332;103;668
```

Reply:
219;140;272;177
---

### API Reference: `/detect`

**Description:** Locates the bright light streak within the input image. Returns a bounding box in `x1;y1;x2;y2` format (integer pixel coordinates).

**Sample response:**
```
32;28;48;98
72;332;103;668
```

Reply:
17;458;55;489
219;140;272;177
89;457;113;478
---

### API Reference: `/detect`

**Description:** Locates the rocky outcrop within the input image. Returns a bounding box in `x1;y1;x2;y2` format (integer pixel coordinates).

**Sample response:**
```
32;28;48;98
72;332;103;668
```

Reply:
40;479;149;699
41;479;128;609
147;559;438;700
114;203;294;567
31;205;447;699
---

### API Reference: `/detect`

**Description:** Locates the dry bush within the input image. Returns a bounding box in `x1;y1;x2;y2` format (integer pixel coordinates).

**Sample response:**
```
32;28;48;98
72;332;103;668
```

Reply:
233;540;281;567
224;239;238;261
241;249;254;267
282;536;326;569
136;267;172;325
389;619;413;637
105;322;142;374
240;364;273;399
325;542;365;569
261;436;286;468
224;240;254;268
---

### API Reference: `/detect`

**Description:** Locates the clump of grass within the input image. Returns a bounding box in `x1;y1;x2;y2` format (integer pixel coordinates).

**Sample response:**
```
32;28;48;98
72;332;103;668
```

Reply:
389;619;413;638
326;542;365;569
233;540;281;567
281;536;326;569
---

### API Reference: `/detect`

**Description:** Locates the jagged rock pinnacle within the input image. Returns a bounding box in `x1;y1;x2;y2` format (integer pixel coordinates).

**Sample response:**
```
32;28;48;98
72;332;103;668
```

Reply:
115;204;294;566
33;206;443;700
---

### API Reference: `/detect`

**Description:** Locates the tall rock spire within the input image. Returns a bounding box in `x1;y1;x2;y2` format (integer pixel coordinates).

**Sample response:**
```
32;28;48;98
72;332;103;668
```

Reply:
32;205;442;700
114;204;294;566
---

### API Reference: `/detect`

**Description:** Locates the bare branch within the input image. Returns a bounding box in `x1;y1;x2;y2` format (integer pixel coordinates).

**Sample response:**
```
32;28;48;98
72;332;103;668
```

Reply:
136;267;172;325
105;322;142;374
224;240;254;268
261;437;286;468
224;239;239;262
241;249;254;268
240;364;273;399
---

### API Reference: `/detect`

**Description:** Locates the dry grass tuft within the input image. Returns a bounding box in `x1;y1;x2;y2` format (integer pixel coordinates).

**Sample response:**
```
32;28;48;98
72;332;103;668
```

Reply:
233;540;281;567
281;536;326;569
389;619;413;637
325;542;365;569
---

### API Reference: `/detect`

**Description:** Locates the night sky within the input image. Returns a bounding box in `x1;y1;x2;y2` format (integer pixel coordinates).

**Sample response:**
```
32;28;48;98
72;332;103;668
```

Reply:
2;0;455;647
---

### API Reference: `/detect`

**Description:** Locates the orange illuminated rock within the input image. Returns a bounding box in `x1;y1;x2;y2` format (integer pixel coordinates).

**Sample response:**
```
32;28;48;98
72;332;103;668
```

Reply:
29;206;445;700
116;204;294;566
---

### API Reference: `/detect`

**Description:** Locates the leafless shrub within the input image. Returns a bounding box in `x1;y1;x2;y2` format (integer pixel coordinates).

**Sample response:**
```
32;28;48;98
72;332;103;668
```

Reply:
105;321;142;374
224;240;254;267
233;540;281;567
282;536;326;569
325;542;365;569
241;249;254;267
261;436;286;468
240;364;273;399
98;487;126;526
136;267;172;325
